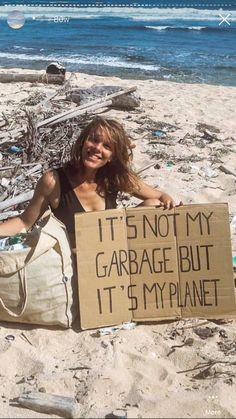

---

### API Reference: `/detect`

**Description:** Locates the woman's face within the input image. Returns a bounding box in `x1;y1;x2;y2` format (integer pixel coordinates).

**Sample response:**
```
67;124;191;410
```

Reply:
81;127;113;171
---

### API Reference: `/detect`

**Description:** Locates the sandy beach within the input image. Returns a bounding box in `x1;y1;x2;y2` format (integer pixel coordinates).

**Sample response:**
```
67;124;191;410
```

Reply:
0;69;236;418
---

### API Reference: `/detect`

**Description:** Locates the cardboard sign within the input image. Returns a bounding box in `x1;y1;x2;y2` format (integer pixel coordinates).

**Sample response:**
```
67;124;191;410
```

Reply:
75;203;236;330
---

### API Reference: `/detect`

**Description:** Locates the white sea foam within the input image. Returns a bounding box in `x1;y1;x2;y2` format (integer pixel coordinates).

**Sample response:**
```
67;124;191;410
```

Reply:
13;46;35;51
188;26;207;30
145;25;169;30
0;51;159;71
65;55;159;70
146;25;208;30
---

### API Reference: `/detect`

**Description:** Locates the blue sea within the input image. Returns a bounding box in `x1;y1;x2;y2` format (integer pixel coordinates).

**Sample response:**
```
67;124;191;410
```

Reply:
0;0;236;85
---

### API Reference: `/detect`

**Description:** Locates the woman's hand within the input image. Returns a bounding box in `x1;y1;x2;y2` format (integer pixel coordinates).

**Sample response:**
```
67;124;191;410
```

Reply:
159;193;183;209
159;193;176;209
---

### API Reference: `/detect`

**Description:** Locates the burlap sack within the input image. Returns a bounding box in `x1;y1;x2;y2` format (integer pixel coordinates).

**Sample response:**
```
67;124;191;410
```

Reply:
0;211;75;328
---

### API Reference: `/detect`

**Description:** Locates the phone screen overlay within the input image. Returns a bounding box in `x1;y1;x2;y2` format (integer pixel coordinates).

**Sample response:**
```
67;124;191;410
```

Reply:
0;2;236;418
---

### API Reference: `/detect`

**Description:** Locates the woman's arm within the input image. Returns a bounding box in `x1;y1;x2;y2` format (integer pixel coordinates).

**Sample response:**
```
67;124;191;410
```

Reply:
0;170;57;237
132;179;177;209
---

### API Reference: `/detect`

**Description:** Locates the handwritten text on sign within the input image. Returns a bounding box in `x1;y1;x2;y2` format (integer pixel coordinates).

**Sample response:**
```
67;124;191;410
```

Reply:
75;204;235;329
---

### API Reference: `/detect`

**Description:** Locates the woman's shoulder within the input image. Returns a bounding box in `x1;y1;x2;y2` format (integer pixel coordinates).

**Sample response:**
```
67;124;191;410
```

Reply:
38;168;60;195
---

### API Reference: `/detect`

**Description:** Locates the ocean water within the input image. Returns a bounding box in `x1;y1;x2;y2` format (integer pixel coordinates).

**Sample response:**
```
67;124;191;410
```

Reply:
0;0;236;85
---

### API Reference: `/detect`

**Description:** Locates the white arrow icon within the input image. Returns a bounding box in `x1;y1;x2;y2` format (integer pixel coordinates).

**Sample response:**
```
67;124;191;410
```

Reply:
219;13;231;26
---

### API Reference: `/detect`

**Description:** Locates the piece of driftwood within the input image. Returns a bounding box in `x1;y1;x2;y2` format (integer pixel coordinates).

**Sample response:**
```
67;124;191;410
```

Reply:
67;85;123;104
0;127;27;144
2;112;10;126
37;99;110;128
48;99;113;126
0;190;33;212
0;190;8;203
219;165;236;178
0;120;7;129
12;164;42;184
0;210;22;221
16;392;79;418
67;85;137;103
37;86;137;128
0;73;65;84
39;73;74;107
137;161;160;175
0;162;44;171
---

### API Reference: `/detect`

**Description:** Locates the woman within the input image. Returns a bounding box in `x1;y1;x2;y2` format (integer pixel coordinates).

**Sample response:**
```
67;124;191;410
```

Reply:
0;117;179;249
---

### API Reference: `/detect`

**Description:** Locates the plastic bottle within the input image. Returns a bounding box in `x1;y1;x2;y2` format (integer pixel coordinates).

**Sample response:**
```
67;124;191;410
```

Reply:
0;235;28;251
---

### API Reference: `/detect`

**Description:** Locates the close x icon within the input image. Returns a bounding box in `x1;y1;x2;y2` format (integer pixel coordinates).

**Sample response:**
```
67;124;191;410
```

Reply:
219;13;231;26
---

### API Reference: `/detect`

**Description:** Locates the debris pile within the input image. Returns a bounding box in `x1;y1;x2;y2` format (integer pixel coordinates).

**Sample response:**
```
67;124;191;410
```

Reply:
0;77;139;218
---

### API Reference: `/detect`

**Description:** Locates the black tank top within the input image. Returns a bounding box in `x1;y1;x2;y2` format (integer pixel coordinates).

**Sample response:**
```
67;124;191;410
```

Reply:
51;167;117;247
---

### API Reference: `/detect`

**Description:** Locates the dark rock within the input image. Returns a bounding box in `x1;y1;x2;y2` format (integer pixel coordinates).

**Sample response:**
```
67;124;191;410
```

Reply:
46;62;66;75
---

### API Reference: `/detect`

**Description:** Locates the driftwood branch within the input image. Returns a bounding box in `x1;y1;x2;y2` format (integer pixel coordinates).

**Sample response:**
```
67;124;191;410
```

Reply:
16;392;79;418
47;99;113;126
0;190;33;212
219;165;236;178
1;86;137;142
0;210;23;221
0;127;27;144
137;161;160;175
0;162;44;172
37;86;137;128
39;73;75;107
177;359;236;374
0;118;8;129
0;73;65;85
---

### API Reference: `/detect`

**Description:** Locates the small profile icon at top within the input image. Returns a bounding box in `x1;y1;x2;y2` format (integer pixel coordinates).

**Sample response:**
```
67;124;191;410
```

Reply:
7;11;25;29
